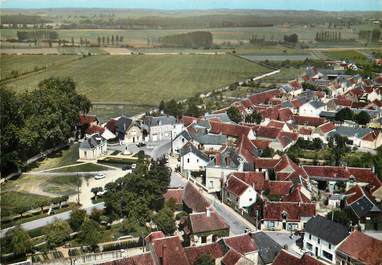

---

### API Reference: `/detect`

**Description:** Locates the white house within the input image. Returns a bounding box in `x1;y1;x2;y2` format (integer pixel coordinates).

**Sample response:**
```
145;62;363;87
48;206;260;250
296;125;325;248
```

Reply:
299;100;327;117
205;147;243;193
223;174;257;210
303;215;349;264
172;130;192;154
180;142;209;178
142;115;183;142
79;133;107;160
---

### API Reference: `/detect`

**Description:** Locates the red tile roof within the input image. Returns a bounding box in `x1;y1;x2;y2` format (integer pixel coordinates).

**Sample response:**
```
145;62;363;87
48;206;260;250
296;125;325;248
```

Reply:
273;250;325;265
250;89;281;105
266;181;294;196
145;231;165;243
225;175;251;197
241;99;253;109
163;188;184;204
362;131;380;142
100;253;154;265
303;166;381;191
278;108;294;122
299;127;313;135
254;125;282;139
344;185;372;205
209;120;252;138
189;211;229;234
263;202;316;221
254;158;279;169
79;114;97;126
184;243;225;264
151;235;190;265
105;119;118;134
292;115;326;127
221;249;242;265
317;122;336;134
182;116;197;126
252;139;271;149
276;131;298;148
233;172;266;191
223;234;257;255
338;231;382;265
183;183;211;212
86;125;105;135
267;120;285;129
282;185;311;203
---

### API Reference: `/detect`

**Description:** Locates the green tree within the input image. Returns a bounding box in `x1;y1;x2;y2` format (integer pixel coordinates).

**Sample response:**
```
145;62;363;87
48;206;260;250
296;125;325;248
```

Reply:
44;220;72;248
69;209;87;231
245;111;262;124
335;108;353;122
328;134;350;166
153;206;176;235
4;226;32;255
226;106;242;123
326;208;358;227
77;219;102;250
353;111;370;125
91;187;103;199
194;253;214;265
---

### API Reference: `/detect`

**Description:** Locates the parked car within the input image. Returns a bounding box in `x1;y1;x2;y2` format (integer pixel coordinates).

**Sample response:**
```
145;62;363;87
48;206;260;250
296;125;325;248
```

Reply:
94;173;105;180
131;163;137;169
136;142;146;147
122;165;132;171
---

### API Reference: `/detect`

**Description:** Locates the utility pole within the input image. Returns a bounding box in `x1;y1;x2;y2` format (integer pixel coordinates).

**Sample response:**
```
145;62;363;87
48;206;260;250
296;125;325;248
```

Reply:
77;173;80;205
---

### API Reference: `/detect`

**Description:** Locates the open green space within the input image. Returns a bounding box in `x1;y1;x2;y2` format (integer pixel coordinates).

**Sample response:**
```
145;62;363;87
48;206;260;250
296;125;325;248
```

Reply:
48;163;111;173
323;50;370;64
0;55;79;80
4;54;269;105
1;191;52;217
30;143;80;172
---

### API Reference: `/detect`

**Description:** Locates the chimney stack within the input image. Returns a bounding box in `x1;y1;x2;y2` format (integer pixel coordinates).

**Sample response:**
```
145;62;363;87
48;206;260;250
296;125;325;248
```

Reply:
206;207;211;217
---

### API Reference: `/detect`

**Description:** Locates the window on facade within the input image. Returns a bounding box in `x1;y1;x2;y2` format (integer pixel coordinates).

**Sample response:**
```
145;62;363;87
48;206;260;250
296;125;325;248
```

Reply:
328;243;331;249
182;138;185;143
187;158;190;163
84;151;87;157
318;238;320;244
197;159;199;163
209;181;214;188
306;242;312;251
322;251;333;261
201;236;207;243
249;198;253;201
309;234;311;240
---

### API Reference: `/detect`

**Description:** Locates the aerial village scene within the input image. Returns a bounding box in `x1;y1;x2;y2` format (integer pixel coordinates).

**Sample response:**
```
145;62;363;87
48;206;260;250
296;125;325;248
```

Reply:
1;0;382;264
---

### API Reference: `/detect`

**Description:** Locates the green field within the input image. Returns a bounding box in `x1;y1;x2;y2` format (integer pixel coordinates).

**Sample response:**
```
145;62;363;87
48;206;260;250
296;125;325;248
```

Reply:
323;50;370;64
1;191;52;217
4;54;269;106
0;54;79;80
30;143;80;172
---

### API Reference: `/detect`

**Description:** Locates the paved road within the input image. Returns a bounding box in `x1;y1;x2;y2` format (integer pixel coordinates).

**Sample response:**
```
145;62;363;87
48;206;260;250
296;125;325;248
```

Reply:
0;203;105;238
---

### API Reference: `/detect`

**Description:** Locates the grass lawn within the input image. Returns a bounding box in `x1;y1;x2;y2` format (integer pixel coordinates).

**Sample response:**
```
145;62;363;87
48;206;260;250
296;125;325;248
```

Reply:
48;163;112;173
323;50;369;64
30;143;80;172
0;55;79;80
5;54;269;105
1;191;52;217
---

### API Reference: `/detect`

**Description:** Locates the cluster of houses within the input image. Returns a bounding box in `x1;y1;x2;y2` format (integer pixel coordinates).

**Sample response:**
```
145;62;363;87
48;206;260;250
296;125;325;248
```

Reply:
100;181;382;265
78;67;382;265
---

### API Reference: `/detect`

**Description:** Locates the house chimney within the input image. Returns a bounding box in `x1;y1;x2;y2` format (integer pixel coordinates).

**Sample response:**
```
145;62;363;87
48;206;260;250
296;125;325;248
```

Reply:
206;207;211;217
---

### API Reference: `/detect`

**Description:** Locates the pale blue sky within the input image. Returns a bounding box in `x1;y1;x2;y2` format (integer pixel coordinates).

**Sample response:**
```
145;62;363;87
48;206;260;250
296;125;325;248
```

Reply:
1;0;381;11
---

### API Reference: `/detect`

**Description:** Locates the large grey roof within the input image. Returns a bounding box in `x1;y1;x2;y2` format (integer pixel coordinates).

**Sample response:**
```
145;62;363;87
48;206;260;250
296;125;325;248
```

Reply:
174;130;192;141
328;126;373;139
204;113;233;123
116;115;133;134
320;111;337;118
143;115;176;127
309;100;326;109
196;134;227;145
80;133;106;149
251;232;282;264
305;215;349;245
349;197;380;218
180;143;209;162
